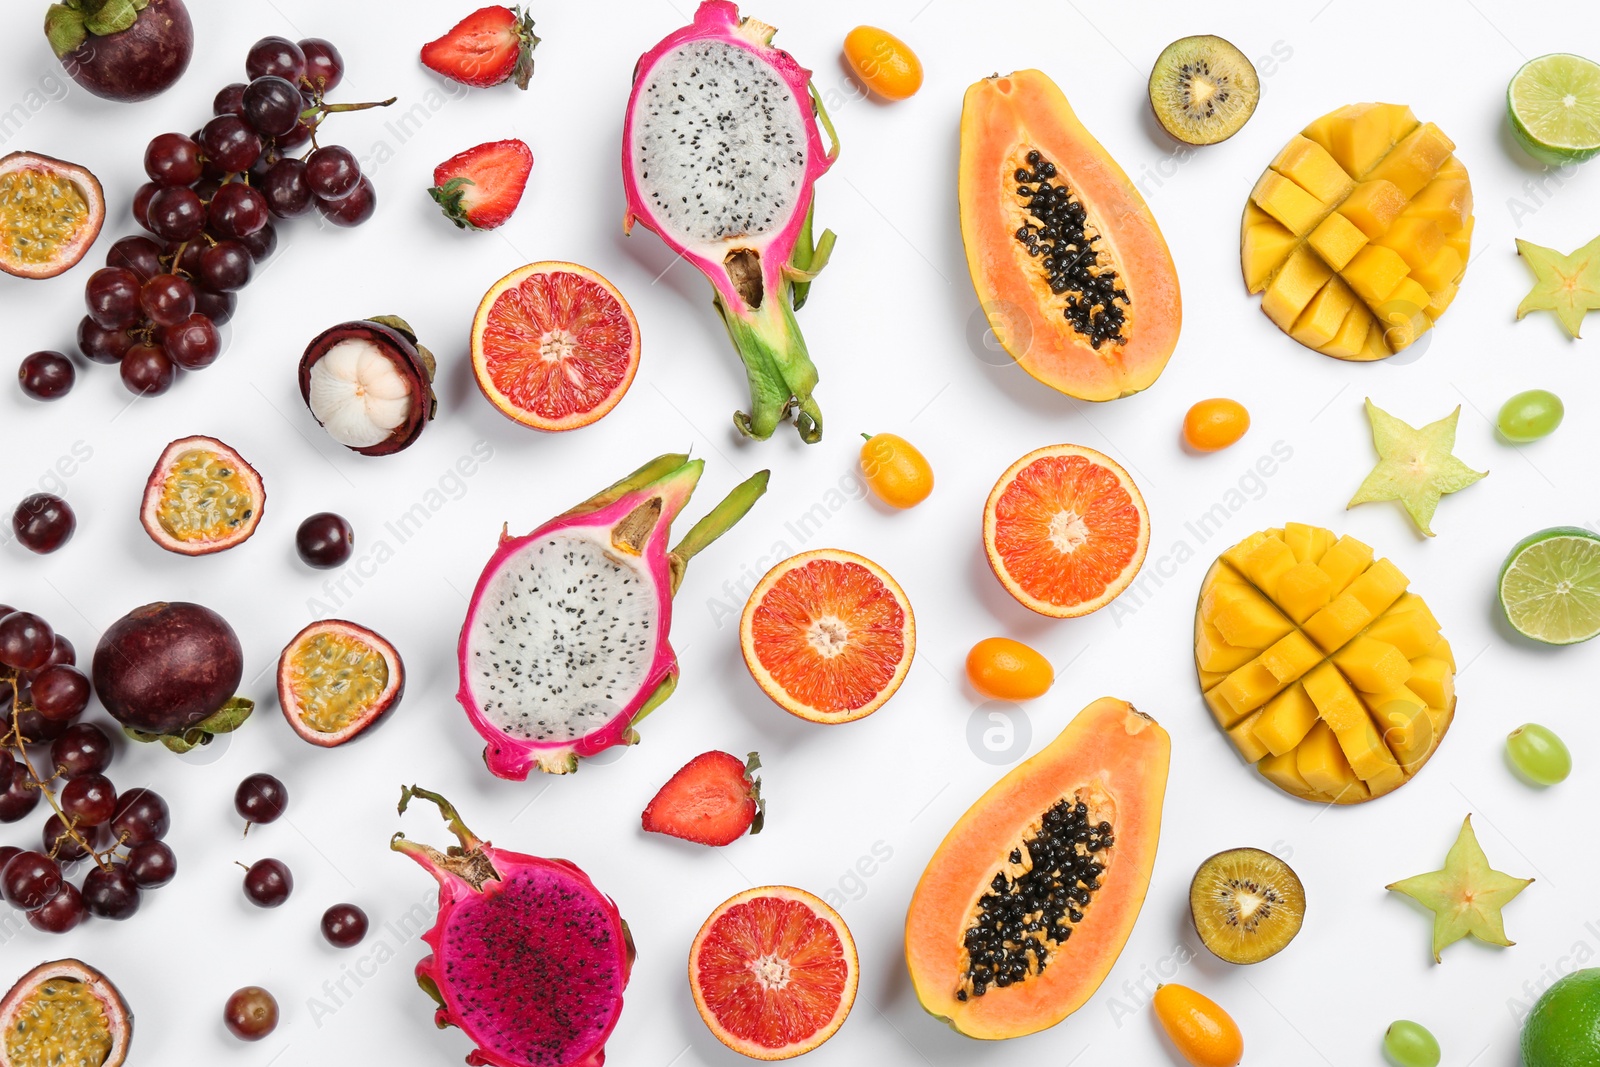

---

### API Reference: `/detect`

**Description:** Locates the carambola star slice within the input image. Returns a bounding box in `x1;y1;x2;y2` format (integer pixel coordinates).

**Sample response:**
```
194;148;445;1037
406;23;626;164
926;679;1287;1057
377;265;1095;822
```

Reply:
1347;399;1486;537
1387;814;1532;963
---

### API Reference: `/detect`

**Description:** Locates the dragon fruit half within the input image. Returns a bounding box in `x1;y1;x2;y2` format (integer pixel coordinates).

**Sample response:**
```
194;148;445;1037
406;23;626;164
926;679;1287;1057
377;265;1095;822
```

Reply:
392;786;634;1067
457;453;768;778
622;0;838;443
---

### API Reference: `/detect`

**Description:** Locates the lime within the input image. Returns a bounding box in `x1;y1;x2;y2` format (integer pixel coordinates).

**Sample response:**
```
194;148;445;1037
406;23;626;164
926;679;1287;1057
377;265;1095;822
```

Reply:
1499;527;1600;644
1508;54;1600;166
1523;969;1600;1067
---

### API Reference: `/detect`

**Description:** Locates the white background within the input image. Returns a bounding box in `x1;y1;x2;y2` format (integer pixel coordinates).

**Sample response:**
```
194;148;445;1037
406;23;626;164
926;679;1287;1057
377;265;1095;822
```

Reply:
2;1;1599;1064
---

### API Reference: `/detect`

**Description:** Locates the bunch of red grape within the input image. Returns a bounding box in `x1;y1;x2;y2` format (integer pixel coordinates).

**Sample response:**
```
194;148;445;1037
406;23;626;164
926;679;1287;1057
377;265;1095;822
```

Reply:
0;607;175;932
72;35;391;399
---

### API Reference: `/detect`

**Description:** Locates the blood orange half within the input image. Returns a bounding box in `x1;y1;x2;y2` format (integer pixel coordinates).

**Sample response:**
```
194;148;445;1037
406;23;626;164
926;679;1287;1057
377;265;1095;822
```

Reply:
470;261;641;431
689;886;859;1060
983;444;1149;618
740;549;915;724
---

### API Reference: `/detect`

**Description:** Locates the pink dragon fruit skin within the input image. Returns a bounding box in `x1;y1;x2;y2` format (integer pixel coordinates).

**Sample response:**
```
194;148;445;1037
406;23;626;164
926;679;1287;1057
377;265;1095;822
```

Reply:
456;454;767;778
622;0;838;443
392;786;635;1067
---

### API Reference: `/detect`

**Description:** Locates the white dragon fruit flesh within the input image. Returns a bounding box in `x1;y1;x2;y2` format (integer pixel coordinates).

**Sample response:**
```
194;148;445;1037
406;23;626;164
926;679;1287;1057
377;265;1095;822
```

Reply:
456;453;767;778
622;0;838;443
392;786;634;1067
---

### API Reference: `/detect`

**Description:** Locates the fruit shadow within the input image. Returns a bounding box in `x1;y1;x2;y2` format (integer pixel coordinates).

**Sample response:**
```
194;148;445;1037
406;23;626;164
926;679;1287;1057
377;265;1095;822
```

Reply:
964;539;1066;642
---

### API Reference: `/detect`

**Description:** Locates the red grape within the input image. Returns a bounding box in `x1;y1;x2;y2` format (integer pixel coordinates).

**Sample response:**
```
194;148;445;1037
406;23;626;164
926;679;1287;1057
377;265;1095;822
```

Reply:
147;185;207;240
120;344;177;396
317;175;376;227
0;762;41;823
127;841;177;888
193;287;237;326
0;612;54;670
305;145;361;201
77;317;133;365
321;903;368;947
2;850;63;910
26;881;85;933
262;158;313;218
247;36;307;83
299;38;345;92
200;116;264;174
29;663;90;719
106;235;163;281
139;273;196;327
52;723;113;778
224;986;279;1041
208;183;269;239
214;82;248;117
61;773;117;825
83;863;141;920
242;858;293;907
18;350;74;400
242;75;304;137
112;788;170;845
85;266;143;328
163;314;222;370
144;133;204;186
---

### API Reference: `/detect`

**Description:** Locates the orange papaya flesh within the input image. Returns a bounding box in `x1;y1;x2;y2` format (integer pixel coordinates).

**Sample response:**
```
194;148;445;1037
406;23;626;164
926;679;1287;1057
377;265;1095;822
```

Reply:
905;697;1169;1039
959;70;1182;402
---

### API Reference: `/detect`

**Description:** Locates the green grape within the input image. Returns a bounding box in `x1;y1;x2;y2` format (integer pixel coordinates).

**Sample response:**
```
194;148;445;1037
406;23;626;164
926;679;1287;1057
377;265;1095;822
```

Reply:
1507;723;1571;785
1498;389;1564;442
1384;1019;1440;1067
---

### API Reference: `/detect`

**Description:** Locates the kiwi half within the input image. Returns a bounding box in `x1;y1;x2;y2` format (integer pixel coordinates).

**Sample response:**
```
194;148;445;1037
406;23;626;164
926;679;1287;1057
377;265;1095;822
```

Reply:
1189;847;1305;964
1148;35;1260;145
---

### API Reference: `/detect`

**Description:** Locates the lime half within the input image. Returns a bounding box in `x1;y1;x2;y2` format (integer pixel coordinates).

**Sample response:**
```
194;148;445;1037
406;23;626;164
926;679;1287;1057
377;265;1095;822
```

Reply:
1508;54;1600;166
1499;526;1600;645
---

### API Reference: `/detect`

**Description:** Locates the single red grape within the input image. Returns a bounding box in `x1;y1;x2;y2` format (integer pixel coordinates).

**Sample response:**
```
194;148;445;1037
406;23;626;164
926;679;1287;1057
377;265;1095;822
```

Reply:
106;235;163;281
2;850;63;910
163;314;222;370
26;881;85;933
321;903;368;947
193;288;237;326
238;220;278;261
295;513;354;568
0;762;41;823
83;863;141;920
199;240;252;291
139;273;196;327
236;773;288;825
305;145;361;201
77;317;133;365
61;773;117;826
126;841;177;888
224;986;279;1041
146;185;207;241
18;351;74;400
144;132;204;186
208;183;269;239
29;663;90;719
247;36;307;82
242;858;293;907
200;116;264;174
112;788;170;845
85;267;142;329
317;175;376;227
132;181;160;231
52;722;113;778
262;158;313;218
214;82;248;117
120;343;177;396
242;75;304;137
0;612;54;670
299;38;344;92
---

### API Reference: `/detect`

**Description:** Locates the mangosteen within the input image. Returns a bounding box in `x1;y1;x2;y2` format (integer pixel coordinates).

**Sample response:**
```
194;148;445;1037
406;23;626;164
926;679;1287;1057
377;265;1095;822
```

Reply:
45;0;194;103
299;315;437;456
92;601;253;751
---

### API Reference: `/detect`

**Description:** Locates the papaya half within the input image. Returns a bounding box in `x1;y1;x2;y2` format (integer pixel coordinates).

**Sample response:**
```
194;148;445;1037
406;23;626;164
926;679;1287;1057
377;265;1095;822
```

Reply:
959;70;1182;402
904;696;1169;1039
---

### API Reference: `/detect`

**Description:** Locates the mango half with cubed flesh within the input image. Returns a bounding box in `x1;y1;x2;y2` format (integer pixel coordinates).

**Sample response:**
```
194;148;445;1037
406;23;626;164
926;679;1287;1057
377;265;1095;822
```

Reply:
1195;523;1455;804
1241;104;1473;360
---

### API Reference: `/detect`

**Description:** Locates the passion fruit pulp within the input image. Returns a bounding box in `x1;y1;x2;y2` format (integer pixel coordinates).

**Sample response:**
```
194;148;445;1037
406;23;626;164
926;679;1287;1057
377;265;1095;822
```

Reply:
0;152;105;280
276;620;404;746
0;958;132;1067
299;316;436;456
1189;847;1306;964
139;436;265;556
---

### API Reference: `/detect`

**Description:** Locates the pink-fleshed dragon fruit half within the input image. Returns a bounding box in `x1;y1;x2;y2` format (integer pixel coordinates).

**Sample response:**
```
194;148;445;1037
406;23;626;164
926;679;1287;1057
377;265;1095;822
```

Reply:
457;453;768;778
392;786;634;1067
622;0;838;443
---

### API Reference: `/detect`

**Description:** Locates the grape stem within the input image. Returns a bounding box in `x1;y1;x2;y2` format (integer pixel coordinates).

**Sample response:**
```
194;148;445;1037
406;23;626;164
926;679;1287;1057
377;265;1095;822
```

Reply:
1;667;122;874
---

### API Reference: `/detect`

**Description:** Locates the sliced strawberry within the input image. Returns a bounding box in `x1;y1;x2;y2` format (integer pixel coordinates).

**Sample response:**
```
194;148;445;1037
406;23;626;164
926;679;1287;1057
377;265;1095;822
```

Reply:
420;5;539;90
642;751;764;847
429;139;534;230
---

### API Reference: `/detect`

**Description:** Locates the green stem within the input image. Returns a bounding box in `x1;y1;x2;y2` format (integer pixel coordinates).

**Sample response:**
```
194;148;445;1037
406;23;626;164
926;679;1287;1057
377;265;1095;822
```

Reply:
396;785;481;850
669;469;771;594
716;293;823;444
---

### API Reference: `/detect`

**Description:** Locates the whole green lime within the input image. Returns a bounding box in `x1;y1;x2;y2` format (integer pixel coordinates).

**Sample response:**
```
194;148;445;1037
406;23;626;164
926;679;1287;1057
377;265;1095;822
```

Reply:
1523;968;1600;1066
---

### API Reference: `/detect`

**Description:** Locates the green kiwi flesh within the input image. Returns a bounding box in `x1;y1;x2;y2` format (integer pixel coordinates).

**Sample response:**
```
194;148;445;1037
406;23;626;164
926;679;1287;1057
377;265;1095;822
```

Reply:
1189;847;1305;964
1149;35;1260;145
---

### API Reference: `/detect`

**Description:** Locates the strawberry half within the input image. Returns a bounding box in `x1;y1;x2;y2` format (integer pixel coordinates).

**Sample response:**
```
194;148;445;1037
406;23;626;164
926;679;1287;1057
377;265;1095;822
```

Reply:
642;751;764;847
429;139;534;230
420;5;539;90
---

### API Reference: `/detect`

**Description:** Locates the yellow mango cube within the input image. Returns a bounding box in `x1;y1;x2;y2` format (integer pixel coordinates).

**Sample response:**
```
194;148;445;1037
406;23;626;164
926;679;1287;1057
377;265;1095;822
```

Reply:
1447;216;1474;262
1324;103;1403;176
1204;684;1239;729
1251;170;1327;236
1343;244;1411;306
1271;135;1355;204
1283;522;1323;564
1222;533;1274;574
1291;278;1358;349
1405;178;1473;233
1243;218;1300;294
1276;561;1334;622
1317;535;1374;594
1339;180;1409;240
1303;592;1374;653
1252;684;1320;756
1196;620;1257;674
1427;635;1456;670
1376;278;1434;352
1425;282;1458;320
1409;245;1464;295
1346;557;1409;616
1301;663;1405;792
1308;212;1369;272
1260;631;1323;684
1210;586;1294;650
1258;750;1314;798
1364;607;1441;659
1408;657;1454;709
1217;660;1290;719
1241;535;1298;597
1368;688;1431;770
1228;710;1272;764
1296;720;1361;798
1377;217;1446;271
1378;103;1421;142
1319;305;1373;359
1366;122;1455;197
1262;247;1334;331
1333;636;1413;693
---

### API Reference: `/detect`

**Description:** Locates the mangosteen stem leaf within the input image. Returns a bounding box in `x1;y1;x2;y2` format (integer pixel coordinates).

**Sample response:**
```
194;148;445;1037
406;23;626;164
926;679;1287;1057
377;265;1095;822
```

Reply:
669;469;770;593
44;5;88;55
81;0;145;37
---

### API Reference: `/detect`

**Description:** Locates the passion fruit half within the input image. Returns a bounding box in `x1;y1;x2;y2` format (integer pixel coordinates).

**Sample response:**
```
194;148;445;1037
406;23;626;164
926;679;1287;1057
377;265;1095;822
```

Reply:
139;436;264;556
277;620;404;747
0;958;132;1067
1189;847;1306;964
299;316;436;457
92;601;253;751
0;152;105;280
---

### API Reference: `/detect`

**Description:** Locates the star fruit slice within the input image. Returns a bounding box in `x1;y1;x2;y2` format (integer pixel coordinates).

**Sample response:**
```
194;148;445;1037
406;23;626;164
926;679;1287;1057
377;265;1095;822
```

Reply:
1386;814;1533;963
1347;398;1486;537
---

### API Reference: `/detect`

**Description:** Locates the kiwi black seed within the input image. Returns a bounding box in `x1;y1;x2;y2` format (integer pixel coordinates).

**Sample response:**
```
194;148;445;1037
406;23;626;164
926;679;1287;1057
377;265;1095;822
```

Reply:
1148;35;1261;146
1189;847;1305;964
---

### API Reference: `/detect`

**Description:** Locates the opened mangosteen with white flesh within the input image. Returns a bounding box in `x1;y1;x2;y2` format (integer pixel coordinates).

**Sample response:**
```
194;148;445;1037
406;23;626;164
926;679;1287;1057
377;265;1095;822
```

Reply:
299;316;436;456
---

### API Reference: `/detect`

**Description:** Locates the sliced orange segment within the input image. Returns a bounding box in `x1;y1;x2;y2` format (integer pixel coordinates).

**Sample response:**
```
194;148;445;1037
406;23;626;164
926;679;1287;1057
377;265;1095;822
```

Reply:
982;444;1149;618
740;549;914;723
689;886;858;1060
470;260;640;431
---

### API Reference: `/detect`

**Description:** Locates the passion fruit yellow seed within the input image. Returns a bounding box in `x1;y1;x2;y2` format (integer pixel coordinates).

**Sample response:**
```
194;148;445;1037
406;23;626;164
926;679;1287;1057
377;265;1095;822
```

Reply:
157;449;257;543
287;632;389;733
0;168;90;268
4;978;114;1067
